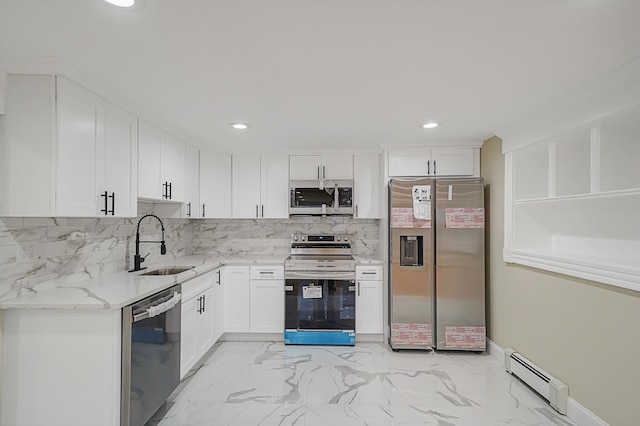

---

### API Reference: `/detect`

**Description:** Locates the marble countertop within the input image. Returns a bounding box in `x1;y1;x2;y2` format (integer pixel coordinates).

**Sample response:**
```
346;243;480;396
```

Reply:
0;254;383;310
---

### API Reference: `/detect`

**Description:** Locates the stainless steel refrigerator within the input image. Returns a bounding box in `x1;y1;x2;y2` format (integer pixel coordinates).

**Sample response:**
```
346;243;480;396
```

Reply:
389;177;485;351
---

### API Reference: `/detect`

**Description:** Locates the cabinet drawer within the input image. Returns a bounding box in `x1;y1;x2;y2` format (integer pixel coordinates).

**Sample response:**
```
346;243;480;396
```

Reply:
181;271;215;300
250;265;284;280
356;265;383;280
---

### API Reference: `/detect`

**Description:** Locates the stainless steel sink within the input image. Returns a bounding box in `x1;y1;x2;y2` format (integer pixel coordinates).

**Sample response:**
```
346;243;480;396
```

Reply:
140;267;194;276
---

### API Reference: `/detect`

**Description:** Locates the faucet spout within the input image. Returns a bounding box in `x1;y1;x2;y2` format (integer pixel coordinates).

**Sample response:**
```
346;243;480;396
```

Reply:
129;214;167;272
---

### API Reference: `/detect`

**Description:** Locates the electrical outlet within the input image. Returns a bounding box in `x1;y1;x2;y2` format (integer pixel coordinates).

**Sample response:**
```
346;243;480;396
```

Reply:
17;243;39;263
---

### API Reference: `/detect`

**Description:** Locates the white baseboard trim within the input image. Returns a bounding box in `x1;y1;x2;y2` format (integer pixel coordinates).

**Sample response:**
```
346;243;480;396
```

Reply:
566;398;609;426
486;338;608;426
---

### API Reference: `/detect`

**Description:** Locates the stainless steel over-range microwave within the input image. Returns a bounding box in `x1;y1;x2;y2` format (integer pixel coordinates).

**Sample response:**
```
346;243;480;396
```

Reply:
289;180;353;216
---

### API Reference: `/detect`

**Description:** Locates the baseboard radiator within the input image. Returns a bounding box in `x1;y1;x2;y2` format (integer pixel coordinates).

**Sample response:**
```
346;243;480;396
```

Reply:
504;348;569;414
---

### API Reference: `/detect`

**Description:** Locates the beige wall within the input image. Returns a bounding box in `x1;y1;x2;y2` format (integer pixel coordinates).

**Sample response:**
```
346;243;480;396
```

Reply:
481;136;640;425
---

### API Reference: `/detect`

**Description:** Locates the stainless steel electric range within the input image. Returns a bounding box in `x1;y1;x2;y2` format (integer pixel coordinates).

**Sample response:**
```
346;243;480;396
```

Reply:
284;233;356;345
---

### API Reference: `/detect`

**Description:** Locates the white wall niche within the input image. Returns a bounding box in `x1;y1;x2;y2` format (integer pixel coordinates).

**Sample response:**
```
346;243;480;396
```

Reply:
505;103;640;292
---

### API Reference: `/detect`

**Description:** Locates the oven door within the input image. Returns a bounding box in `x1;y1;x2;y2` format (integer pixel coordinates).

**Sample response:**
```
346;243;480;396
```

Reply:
284;271;356;345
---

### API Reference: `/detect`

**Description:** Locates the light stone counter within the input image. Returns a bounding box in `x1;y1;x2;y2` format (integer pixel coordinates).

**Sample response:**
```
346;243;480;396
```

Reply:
0;253;381;310
353;256;384;265
0;254;289;310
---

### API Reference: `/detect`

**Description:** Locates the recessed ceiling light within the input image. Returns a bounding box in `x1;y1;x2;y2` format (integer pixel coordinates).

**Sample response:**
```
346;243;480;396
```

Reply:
422;122;439;129
104;0;135;7
230;123;250;130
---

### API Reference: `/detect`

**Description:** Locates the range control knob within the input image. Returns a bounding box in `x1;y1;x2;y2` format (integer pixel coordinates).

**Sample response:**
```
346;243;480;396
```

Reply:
336;236;342;241
343;235;349;242
293;235;299;241
301;235;307;241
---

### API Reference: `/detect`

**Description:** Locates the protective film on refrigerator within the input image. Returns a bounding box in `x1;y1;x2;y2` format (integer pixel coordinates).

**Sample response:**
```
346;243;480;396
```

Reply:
390;185;432;228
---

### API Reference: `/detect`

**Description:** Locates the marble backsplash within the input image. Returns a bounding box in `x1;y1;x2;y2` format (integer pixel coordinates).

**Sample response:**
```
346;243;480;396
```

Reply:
191;217;380;259
0;208;380;302
0;203;192;302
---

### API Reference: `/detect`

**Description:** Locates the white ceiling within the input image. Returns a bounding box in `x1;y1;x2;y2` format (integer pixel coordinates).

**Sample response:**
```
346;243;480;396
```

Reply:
1;0;640;154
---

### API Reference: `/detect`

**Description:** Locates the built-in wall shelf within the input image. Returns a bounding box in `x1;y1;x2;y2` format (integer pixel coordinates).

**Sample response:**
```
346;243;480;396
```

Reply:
504;104;640;292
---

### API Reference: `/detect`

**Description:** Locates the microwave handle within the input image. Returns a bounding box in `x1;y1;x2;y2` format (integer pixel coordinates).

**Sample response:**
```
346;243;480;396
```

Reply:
334;183;339;211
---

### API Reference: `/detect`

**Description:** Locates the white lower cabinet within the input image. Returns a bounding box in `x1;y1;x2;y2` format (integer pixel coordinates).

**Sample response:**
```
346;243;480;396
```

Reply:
249;265;285;333
213;268;225;341
1;309;121;426
180;271;216;378
355;265;384;334
222;265;251;332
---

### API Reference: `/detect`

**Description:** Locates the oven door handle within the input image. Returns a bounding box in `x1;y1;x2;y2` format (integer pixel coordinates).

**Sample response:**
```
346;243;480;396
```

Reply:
133;291;182;322
285;271;355;280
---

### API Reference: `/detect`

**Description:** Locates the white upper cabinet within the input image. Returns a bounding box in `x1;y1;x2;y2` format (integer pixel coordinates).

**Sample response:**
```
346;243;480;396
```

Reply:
57;77;138;217
0;75;54;216
137;121;163;200
260;156;290;218
0;74;138;217
55;76;103;217
183;145;199;218
199;151;231;218
289;154;353;180
232;155;289;218
232;155;262;218
138;120;185;202
102;104;138;217
388;147;478;177
353;154;380;218
162;134;186;202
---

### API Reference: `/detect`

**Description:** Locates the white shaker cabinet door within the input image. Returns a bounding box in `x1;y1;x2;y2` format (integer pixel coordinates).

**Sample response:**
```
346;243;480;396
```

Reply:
55;76;103;217
213;268;225;341
200;151;232;218
353;154;380;218
388;148;431;177
355;280;384;334
222;266;250;332
183;145;200;218
289;155;322;180
162;134;186;202
249;279;284;333
430;147;475;176
321;154;353;180
102;104;138;217
260;155;289;218
196;287;215;355
138;121;163;200
180;295;198;379
232;155;261;218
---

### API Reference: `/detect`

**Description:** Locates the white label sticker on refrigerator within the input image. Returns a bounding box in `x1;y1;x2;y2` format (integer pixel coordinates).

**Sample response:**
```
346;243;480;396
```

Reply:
412;185;431;220
302;285;322;299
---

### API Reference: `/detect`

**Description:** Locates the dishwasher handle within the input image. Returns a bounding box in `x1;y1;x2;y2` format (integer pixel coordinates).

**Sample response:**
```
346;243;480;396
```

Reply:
133;291;182;322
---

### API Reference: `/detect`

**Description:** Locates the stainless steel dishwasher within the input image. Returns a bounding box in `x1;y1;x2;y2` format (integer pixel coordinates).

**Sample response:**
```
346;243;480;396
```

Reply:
121;284;182;426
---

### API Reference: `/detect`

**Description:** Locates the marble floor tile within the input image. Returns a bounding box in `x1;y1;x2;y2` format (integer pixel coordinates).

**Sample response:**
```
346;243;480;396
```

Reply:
149;342;577;426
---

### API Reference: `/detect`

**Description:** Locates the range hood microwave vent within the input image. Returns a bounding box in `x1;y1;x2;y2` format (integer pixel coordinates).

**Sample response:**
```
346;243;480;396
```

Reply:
289;179;354;216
